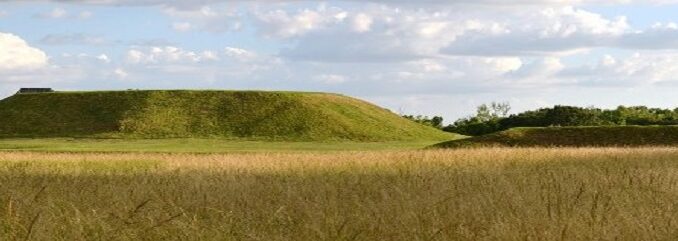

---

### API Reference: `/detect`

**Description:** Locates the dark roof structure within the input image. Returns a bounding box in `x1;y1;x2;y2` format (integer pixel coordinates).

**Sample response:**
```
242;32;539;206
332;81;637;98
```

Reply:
17;88;54;94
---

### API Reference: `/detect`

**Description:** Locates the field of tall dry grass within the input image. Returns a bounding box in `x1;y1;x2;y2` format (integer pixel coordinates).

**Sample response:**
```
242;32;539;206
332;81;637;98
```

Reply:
2;148;678;240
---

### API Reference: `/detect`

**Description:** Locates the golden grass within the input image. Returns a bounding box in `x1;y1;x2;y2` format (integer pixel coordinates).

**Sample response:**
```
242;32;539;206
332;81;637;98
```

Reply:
2;148;678;240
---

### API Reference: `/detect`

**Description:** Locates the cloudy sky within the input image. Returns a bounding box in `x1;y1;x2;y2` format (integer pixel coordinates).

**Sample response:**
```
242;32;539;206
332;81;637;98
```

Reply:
2;1;678;121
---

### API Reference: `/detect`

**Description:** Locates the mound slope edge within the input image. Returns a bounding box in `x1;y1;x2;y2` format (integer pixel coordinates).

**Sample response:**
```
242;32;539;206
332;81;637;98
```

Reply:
431;126;678;148
0;90;455;141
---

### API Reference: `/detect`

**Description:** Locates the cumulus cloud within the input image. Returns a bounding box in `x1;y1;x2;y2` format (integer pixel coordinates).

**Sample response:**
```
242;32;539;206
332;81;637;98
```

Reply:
172;22;192;31
163;6;241;32
35;7;67;18
96;54;111;63
116;45;284;85
315;74;347;84
265;5;633;62
113;68;129;79
351;13;373;33
25;1;669;66
34;7;93;19
253;7;347;38
442;7;629;56
125;46;267;66
158;53;302;88
41;33;107;45
275;7;467;62
260;4;678;64
79;11;93;19
125;46;219;64
508;57;566;83
560;52;678;86
223;47;257;61
0;32;49;71
617;22;678;50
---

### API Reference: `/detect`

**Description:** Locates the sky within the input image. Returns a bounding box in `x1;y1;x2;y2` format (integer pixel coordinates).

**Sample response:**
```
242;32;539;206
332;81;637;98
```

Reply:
1;1;678;121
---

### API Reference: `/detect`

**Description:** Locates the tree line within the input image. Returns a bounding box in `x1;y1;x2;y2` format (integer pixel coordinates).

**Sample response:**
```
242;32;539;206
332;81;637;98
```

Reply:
404;103;678;136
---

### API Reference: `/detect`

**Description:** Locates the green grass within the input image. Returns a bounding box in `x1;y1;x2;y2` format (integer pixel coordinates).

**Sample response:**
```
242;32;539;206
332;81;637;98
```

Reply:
0;138;444;153
0;90;455;142
431;125;678;148
3;148;678;240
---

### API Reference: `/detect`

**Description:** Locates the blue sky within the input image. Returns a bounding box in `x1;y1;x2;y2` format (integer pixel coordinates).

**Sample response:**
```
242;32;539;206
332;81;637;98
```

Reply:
1;1;678;121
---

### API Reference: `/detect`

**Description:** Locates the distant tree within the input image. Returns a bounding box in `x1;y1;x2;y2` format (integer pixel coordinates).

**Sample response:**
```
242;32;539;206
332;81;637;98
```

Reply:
443;102;511;136
491;102;511;118
402;115;444;129
442;103;678;136
431;116;444;129
475;104;492;122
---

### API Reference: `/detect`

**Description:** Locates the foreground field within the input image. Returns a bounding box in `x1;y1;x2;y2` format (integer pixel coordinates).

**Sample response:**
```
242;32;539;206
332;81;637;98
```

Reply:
2;148;678;240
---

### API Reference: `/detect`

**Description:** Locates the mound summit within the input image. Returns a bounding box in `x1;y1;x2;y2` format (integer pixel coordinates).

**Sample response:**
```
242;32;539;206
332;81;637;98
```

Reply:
431;126;678;148
0;90;454;141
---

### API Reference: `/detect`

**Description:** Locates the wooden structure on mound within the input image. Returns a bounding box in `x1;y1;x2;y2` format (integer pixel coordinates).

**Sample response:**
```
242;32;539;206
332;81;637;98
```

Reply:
17;88;54;94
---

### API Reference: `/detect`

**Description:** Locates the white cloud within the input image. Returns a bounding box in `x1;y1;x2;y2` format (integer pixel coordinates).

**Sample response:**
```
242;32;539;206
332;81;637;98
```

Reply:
617;22;678;49
35;8;94;20
41;33;107;45
78;11;93;19
315;74;347;84
268;4;678;64
201;51;220;61
97;54;111;63
172;22;192;31
352;13;373;33
125;46;219;64
224;47;257;61
410;60;447;73
114;68;129;79
508;57;565;82
269;5;627;62
253;8;345;38
442;7;629;56
111;45;285;86
560;52;678;85
39;7;68;18
486;57;524;73
275;5;678;62
276;6;465;62
0;32;49;71
418;21;450;38
163;6;241;32
126;50;144;64
118;45;280;82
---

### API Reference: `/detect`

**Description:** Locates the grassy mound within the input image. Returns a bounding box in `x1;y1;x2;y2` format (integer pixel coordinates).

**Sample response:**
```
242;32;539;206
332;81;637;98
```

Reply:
431;126;678;148
0;90;454;141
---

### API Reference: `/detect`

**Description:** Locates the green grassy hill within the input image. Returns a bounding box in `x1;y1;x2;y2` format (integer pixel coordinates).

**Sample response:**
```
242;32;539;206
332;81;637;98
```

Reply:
0;90;455;141
431;126;678;148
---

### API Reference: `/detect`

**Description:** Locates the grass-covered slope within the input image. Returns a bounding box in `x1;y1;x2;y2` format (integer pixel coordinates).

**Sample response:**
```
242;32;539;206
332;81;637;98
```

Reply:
0;90;454;141
431;126;678;148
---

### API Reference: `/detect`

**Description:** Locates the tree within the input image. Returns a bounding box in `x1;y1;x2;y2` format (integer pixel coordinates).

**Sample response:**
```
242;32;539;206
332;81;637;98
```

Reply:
476;104;492;122
402;115;444;129
491;102;511;118
443;102;511;136
431;116;444;129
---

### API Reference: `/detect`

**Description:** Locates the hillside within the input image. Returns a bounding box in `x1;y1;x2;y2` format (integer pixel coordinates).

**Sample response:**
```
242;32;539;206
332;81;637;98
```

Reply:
431;126;678;148
0;90;455;141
